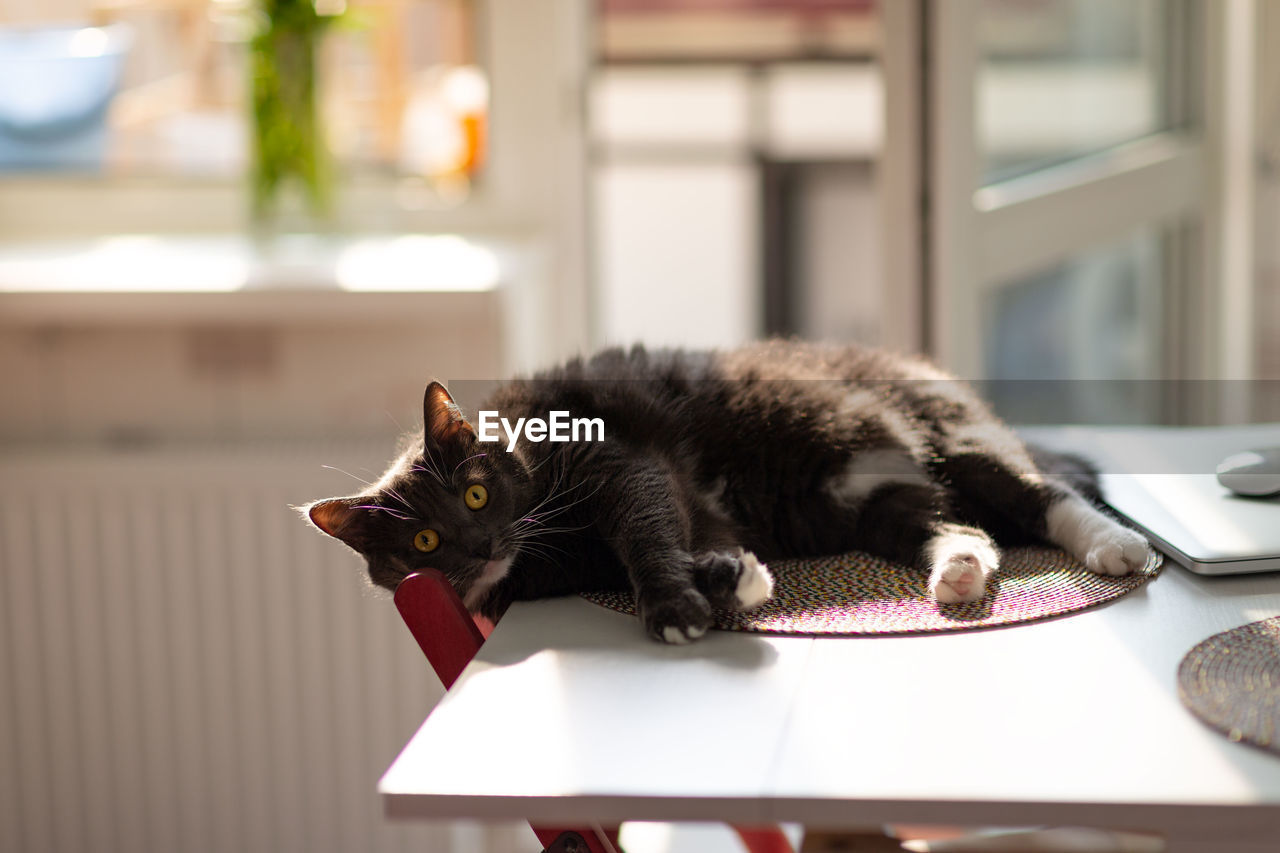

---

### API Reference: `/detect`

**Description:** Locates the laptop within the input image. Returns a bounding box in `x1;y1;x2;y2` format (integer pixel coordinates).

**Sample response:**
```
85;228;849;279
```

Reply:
1021;424;1280;576
1101;471;1280;575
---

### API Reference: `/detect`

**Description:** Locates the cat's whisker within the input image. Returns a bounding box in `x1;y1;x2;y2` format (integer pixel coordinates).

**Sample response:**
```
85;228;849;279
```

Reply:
513;520;593;536
515;536;575;556
531;528;591;539
321;465;376;488
509;539;572;562
453;452;488;476
523;448;563;475
380;485;418;517
515;479;569;521
419;450;450;486
508;523;588;550
508;508;577;535
528;480;605;520
354;504;418;522
515;541;581;562
523;461;569;502
409;464;448;489
527;451;563;475
524;473;600;515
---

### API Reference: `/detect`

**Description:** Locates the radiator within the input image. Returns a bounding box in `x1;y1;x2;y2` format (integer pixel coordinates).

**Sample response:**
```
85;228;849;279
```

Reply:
0;441;531;853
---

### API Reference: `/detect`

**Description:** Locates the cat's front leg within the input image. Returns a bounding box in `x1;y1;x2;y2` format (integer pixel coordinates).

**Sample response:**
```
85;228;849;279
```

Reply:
638;581;714;645
691;548;775;611
587;453;719;643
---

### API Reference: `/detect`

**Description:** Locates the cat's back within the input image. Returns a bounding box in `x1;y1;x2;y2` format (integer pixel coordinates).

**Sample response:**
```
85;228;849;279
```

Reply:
481;345;716;440
483;340;969;449
711;339;945;383
523;340;939;386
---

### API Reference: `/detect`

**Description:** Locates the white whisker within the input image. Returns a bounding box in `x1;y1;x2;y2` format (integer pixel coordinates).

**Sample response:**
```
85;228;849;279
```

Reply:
321;465;375;488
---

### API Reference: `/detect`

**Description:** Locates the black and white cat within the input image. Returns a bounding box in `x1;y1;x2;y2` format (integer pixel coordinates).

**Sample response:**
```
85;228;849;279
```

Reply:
305;341;1150;643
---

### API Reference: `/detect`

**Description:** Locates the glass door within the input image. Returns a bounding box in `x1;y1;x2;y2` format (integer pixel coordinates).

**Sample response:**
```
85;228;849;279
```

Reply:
922;0;1250;422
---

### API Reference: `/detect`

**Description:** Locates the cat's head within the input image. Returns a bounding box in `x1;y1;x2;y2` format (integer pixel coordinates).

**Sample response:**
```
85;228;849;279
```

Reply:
304;382;534;608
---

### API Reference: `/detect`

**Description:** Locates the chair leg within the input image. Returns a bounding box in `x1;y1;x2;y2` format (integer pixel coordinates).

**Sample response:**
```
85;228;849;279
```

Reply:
799;828;904;851
735;824;799;853
534;825;622;853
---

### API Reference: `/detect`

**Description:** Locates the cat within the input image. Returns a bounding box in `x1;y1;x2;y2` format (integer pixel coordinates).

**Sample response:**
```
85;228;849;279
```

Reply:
304;340;1151;643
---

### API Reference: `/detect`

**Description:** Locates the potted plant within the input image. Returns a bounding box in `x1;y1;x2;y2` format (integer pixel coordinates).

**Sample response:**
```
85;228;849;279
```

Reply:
249;0;343;222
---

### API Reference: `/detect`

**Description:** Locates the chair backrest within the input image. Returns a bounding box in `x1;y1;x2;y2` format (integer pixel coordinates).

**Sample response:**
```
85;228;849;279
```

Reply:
394;570;485;690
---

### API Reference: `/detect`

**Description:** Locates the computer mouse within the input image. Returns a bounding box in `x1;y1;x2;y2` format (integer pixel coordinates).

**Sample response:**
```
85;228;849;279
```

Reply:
1216;447;1280;497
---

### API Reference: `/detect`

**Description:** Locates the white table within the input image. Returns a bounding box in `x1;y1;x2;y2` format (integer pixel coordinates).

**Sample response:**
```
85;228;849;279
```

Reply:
380;426;1280;853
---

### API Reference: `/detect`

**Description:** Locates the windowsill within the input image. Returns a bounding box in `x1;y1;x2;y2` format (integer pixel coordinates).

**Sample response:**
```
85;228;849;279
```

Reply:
0;232;515;326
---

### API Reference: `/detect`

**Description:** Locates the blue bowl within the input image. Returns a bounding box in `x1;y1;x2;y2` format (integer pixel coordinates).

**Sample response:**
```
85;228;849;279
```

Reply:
0;23;133;172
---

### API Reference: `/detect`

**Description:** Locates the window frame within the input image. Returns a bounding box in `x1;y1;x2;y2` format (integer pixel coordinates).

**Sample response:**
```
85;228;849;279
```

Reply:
915;0;1255;401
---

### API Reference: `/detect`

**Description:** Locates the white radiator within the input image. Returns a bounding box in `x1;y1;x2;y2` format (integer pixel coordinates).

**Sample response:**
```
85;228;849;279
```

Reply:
0;442;535;853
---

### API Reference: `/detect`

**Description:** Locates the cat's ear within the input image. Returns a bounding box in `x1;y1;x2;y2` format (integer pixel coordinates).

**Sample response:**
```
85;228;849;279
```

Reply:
305;497;373;551
423;381;475;452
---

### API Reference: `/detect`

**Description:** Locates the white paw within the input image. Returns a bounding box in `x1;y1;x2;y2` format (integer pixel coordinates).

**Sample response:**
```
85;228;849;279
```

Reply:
734;550;774;610
1085;526;1150;576
1048;496;1152;577
661;624;705;644
928;533;999;604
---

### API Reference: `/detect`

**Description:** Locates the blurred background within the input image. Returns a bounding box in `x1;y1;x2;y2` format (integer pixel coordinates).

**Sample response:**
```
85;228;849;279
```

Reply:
0;1;1276;851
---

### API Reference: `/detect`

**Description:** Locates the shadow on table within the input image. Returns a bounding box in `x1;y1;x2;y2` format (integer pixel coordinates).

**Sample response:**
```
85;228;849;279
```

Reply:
478;596;784;672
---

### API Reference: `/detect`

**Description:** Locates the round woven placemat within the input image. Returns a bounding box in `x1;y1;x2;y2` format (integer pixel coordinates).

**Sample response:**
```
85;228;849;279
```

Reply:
1178;617;1280;755
580;546;1163;636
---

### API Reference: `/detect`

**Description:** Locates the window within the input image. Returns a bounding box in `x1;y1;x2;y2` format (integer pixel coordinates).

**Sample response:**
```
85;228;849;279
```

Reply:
0;1;488;229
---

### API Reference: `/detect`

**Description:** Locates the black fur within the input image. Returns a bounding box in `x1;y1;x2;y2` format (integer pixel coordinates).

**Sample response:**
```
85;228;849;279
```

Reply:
306;341;1096;642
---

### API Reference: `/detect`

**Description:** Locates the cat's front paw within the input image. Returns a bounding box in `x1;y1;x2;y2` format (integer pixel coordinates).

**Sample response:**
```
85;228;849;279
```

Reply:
692;549;774;611
1085;526;1150;576
928;533;998;604
638;587;713;644
733;551;774;610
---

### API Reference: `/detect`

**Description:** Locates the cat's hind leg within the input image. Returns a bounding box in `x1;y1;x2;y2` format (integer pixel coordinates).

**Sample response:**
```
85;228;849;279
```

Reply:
846;479;1000;604
926;523;1001;604
1045;492;1150;575
938;451;1151;576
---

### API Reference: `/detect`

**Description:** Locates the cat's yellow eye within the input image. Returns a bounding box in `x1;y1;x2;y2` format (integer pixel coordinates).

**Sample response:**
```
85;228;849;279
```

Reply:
413;529;440;553
464;484;489;510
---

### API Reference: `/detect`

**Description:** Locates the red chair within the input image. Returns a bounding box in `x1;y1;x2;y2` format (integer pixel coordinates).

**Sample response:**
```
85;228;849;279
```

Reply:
394;569;797;853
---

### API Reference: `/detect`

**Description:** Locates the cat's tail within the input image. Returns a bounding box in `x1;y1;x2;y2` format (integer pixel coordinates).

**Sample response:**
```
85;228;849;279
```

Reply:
1027;444;1104;506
